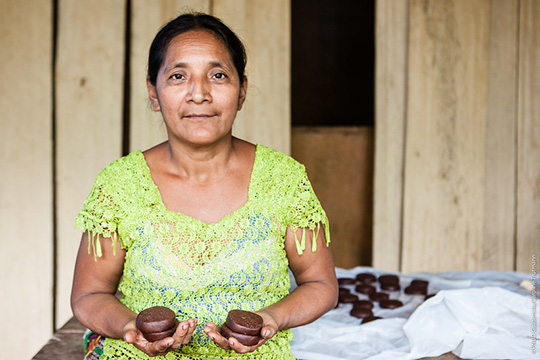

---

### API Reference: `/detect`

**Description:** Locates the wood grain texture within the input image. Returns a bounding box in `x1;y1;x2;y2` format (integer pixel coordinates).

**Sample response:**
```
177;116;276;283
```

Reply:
516;0;540;273
482;0;518;270
129;0;210;152
55;0;126;327
373;0;410;272
292;127;374;269
0;1;54;358
213;0;291;154
403;0;490;272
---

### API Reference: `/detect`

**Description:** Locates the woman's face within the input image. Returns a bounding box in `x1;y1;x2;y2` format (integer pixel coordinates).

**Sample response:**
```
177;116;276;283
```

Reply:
148;30;247;147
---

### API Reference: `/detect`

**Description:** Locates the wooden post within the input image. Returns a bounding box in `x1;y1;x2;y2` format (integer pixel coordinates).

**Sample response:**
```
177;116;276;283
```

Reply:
373;0;410;271
516;0;540;273
213;0;291;155
55;0;126;327
402;0;491;272
129;0;210;152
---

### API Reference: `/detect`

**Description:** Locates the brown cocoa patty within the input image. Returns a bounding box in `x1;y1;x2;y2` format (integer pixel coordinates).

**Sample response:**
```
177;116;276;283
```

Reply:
221;323;261;346
136;306;178;333
225;310;263;336
143;327;177;342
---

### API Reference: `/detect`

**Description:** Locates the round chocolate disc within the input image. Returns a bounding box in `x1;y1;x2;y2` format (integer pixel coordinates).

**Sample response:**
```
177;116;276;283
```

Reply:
380;282;401;291
378;274;399;284
136;306;178;334
354;300;374;310
339;293;359;304
355;273;377;284
338;277;356;285
355;284;376;295
362;315;382;324
380;299;403;309
350;307;373;319
225;310;263;336
143;327;177;342
221;323;261;346
369;292;390;302
339;287;351;296
410;279;429;289
405;285;427;295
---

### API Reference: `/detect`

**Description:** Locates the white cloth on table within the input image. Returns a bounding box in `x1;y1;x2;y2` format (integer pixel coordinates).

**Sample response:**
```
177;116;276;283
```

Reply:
290;266;539;360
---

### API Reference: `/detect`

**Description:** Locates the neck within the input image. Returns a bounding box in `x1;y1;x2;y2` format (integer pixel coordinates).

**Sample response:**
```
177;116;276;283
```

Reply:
164;136;238;183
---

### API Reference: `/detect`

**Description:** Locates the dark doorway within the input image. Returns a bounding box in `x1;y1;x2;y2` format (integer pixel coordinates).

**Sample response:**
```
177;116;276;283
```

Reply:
291;0;375;127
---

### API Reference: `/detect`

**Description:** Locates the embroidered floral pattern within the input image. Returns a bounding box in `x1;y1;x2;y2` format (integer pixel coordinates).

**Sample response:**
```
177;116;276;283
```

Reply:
75;145;329;359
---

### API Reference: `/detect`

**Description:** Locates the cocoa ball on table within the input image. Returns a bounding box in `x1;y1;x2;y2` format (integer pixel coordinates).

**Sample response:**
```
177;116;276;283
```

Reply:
136;306;179;342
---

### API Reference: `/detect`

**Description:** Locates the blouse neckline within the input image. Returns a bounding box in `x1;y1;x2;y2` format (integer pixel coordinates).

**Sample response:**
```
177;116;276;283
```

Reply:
135;144;261;226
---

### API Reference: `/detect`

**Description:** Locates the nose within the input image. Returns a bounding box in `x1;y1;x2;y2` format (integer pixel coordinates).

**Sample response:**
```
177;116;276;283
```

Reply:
186;77;211;103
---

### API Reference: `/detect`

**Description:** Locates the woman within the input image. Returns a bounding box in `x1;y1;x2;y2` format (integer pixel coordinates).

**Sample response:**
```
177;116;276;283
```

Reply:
71;12;338;359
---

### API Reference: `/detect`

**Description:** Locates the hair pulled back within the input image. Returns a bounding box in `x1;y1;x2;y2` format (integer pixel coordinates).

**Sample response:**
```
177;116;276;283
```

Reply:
147;13;247;86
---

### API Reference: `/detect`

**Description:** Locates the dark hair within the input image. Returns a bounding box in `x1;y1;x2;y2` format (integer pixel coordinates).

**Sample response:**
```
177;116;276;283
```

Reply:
147;12;247;86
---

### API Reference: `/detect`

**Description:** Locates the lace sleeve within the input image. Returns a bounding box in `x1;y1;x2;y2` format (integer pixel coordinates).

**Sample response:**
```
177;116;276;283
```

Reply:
75;163;125;259
286;165;330;255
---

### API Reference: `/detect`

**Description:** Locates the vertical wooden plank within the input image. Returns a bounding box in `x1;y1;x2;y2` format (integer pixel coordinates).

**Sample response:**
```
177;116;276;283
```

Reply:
130;0;210;152
56;0;126;327
516;0;540;273
212;0;291;155
482;0;518;270
292;127;375;269
373;0;409;272
0;1;53;358
402;0;490;272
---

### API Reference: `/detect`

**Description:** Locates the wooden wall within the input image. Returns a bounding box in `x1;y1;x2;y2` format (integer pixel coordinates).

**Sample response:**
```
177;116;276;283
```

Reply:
0;0;53;357
292;127;375;269
374;0;540;273
0;1;290;358
3;0;540;358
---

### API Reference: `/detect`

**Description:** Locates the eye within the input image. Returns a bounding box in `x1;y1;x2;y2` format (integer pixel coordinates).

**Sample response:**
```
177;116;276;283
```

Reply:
213;72;227;80
170;73;184;81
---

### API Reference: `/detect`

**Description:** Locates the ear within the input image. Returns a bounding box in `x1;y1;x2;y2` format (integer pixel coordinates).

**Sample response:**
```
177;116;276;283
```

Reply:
237;77;248;111
147;77;161;112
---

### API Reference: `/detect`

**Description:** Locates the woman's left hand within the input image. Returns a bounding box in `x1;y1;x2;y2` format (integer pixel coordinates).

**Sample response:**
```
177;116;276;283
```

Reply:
203;311;277;354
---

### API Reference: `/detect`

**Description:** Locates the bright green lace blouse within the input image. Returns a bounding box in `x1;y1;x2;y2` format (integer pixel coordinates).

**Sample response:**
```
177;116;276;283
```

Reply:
75;144;330;359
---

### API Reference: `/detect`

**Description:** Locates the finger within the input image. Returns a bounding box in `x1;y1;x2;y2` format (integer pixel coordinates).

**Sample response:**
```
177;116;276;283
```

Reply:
203;322;220;333
147;336;174;356
228;334;267;354
171;319;196;347
227;337;253;354
183;319;197;344
203;324;230;349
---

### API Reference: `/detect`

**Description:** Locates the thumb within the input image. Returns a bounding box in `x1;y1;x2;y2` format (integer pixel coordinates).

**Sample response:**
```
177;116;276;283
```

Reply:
261;325;276;339
123;328;139;344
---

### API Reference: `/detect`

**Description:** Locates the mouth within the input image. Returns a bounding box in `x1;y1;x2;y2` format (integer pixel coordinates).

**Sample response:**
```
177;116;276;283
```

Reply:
183;113;215;120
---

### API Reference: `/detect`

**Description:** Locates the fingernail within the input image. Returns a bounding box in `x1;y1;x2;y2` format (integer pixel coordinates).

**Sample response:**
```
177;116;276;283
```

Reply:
182;324;188;330
264;329;270;337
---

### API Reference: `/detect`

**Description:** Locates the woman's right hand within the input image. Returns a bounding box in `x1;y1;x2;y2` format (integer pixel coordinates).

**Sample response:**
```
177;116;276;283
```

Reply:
123;318;197;357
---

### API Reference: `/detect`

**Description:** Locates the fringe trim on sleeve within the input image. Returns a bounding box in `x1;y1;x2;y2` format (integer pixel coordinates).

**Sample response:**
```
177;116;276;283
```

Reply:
294;221;331;255
87;231;117;261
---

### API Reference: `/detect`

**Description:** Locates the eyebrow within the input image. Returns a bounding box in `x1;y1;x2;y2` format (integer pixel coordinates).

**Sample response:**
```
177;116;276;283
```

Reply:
164;61;230;73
